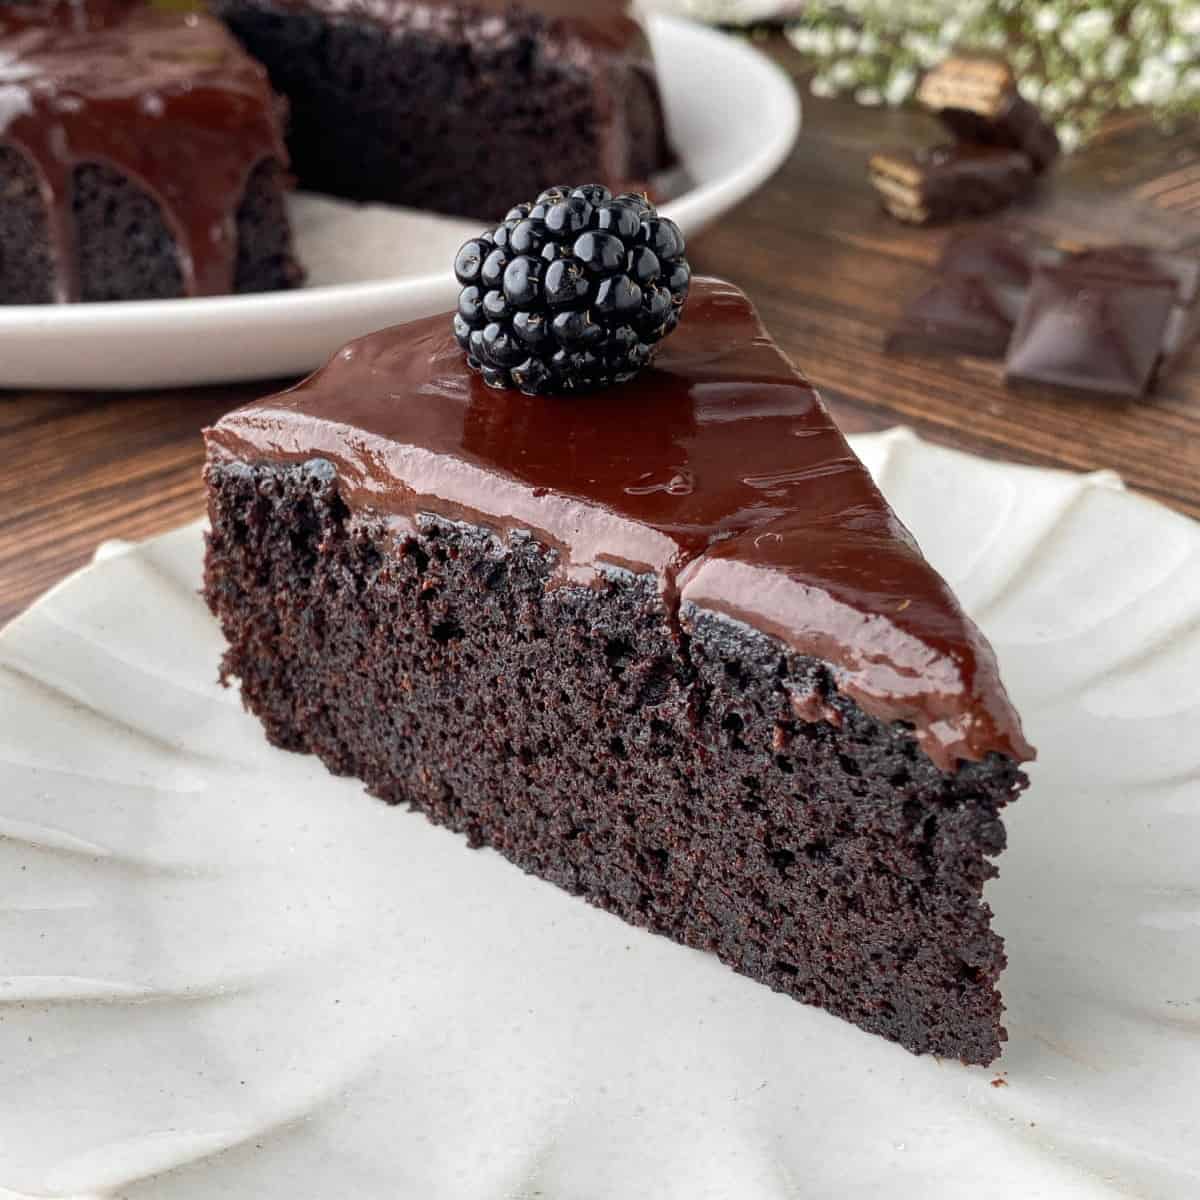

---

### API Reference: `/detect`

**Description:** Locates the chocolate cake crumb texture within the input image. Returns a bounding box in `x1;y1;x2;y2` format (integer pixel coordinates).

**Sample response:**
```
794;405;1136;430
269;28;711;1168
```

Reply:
214;0;673;220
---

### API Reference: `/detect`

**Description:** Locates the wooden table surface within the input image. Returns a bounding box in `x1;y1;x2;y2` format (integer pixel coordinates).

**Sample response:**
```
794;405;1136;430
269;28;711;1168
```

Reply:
3;35;1199;627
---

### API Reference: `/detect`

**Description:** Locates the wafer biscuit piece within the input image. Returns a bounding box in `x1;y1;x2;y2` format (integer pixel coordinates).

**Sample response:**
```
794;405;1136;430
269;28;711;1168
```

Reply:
868;144;1035;226
917;56;1060;173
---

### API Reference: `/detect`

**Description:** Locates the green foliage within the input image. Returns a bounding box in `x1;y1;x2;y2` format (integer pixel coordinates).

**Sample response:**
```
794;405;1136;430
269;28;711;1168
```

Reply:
785;0;1200;150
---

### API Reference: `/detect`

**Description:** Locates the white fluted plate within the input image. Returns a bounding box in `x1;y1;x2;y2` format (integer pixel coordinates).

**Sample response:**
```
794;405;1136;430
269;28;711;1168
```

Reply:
1;428;1198;1198
0;14;799;391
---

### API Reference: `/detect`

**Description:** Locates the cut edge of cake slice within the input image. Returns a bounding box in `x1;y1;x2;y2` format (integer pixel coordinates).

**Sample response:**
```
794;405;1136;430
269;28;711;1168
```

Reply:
213;0;674;218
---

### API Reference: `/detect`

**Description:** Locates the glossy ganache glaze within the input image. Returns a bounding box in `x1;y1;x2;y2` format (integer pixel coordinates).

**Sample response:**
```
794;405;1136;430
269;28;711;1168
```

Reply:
206;277;1033;771
0;6;288;300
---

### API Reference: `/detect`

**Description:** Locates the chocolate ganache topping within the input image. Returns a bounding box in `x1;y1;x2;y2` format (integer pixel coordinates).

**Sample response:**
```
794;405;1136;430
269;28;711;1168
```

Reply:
0;7;289;300
206;277;1033;771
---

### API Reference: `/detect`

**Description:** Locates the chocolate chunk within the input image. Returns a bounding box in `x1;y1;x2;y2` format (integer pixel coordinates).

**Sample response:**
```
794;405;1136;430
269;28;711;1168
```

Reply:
1068;244;1200;376
886;273;1014;358
1069;244;1199;304
1163;295;1200;372
887;230;1200;384
937;226;1060;321
887;228;1051;359
869;144;1035;226
917;56;1060;173
1005;259;1178;397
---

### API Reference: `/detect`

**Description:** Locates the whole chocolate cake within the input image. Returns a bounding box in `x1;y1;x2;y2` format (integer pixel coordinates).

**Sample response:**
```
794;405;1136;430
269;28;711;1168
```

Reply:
0;4;302;303
203;275;1034;1065
213;0;673;218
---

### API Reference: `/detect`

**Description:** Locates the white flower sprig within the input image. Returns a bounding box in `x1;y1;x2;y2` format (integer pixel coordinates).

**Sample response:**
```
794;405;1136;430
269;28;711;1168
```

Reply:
785;0;1200;152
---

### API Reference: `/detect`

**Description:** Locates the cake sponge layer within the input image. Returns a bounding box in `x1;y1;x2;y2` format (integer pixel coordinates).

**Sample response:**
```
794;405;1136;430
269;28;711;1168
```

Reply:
204;457;1023;1063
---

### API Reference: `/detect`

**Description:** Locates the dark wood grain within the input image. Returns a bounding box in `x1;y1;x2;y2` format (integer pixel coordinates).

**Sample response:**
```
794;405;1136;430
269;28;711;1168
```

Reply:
2;34;1199;626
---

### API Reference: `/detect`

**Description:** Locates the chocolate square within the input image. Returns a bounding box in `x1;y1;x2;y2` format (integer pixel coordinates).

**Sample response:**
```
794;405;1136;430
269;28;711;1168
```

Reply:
937;227;1059;322
1066;244;1200;380
1005;261;1178;397
887;232;1200;385
886;228;1049;359
1070;244;1200;305
886;273;1014;358
1164;301;1200;369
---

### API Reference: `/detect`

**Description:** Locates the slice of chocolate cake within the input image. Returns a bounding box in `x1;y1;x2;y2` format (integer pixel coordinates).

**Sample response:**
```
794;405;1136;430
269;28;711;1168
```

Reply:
0;5;303;303
203;277;1033;1065
213;0;673;218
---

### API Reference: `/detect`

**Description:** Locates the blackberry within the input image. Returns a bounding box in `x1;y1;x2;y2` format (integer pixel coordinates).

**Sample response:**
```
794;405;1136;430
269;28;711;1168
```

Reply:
453;185;690;395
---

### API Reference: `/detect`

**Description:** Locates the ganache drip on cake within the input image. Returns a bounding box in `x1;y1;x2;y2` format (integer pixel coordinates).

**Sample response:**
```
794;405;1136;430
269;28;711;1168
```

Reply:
0;7;290;300
207;277;1034;772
